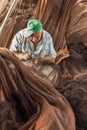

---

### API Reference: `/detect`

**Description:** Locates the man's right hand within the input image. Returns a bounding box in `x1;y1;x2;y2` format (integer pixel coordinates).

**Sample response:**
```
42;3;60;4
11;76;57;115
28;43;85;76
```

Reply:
12;52;32;61
22;53;32;61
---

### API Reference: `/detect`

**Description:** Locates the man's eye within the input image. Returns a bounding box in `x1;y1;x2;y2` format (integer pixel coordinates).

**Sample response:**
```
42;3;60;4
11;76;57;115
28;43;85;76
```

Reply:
37;37;40;39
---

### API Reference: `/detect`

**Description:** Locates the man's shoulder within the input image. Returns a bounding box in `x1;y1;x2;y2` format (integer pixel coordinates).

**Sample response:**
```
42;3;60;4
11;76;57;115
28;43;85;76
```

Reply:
43;30;50;35
43;30;52;42
16;28;26;37
43;30;52;38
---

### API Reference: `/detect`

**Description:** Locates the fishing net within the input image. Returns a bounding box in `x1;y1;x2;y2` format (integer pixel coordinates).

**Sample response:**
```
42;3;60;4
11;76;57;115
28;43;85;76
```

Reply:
0;47;75;130
0;0;87;129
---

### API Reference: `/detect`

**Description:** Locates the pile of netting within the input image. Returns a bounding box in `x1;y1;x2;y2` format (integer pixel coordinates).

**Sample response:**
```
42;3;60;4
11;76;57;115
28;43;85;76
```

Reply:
0;0;87;130
58;50;87;130
0;48;75;130
60;72;87;130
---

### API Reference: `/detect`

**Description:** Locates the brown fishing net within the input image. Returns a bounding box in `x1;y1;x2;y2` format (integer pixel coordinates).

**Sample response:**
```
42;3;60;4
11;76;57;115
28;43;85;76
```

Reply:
60;72;87;130
0;48;75;130
58;52;87;130
0;0;36;47
0;0;87;130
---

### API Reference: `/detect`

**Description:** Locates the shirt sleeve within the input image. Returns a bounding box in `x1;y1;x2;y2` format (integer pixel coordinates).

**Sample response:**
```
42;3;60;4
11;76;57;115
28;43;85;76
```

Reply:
9;32;23;52
49;36;57;58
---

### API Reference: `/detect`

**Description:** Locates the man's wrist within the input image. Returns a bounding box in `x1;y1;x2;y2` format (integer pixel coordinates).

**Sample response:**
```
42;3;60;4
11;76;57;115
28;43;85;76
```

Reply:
39;58;43;63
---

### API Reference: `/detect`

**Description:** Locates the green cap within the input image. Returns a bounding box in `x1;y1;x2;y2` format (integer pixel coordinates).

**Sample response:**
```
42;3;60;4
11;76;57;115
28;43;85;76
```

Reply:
24;19;42;37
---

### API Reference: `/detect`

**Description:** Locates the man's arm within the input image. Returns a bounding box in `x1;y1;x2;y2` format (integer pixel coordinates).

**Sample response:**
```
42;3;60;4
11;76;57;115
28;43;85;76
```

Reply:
13;52;32;61
12;52;24;60
42;56;55;63
10;30;31;61
33;56;55;65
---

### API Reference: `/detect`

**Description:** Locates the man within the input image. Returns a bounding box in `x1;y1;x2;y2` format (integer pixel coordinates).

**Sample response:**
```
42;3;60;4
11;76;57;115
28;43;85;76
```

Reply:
10;19;57;65
10;19;59;87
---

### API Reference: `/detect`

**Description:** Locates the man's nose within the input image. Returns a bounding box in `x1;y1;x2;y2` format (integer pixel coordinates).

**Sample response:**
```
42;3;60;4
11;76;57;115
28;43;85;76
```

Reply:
32;37;37;42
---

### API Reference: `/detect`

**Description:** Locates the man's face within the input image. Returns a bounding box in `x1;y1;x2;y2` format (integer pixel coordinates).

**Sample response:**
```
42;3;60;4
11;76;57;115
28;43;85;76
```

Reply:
29;31;42;44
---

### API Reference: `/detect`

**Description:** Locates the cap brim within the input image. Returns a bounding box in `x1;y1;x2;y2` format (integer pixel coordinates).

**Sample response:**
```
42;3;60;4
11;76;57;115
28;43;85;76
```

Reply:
24;28;34;37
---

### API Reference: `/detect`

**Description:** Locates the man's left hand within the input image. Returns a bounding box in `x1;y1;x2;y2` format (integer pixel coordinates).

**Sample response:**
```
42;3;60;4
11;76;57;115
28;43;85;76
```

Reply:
33;58;42;65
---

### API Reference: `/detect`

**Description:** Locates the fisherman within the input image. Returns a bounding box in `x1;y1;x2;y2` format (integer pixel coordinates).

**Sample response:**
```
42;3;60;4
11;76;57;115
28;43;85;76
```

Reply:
10;19;60;87
10;19;56;65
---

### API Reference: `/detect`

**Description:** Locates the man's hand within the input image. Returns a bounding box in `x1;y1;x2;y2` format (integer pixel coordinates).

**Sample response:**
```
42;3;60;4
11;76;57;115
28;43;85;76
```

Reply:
33;58;42;65
12;52;32;61
22;53;32;61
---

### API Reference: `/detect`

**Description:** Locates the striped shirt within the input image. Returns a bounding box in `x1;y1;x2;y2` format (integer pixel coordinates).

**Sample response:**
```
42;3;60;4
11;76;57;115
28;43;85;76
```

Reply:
10;29;56;58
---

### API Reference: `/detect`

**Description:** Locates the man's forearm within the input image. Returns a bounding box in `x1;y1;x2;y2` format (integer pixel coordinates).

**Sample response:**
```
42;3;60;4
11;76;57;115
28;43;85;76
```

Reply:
33;56;55;65
13;52;32;61
42;56;55;63
12;52;25;60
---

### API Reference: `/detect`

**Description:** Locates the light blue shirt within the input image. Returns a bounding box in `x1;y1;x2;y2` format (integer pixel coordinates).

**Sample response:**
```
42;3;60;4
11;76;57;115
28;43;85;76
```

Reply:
10;29;56;58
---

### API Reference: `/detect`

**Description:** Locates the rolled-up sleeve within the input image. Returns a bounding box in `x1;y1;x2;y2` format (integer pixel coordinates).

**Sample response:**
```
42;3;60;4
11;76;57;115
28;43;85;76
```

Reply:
43;30;57;58
49;38;57;58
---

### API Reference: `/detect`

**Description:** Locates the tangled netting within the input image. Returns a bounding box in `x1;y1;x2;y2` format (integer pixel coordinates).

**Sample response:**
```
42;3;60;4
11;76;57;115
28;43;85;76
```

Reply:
0;0;87;130
0;48;75;130
60;73;87;130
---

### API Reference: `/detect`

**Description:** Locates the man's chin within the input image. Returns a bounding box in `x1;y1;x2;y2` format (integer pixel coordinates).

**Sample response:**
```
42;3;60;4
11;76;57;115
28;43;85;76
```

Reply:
33;42;38;45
